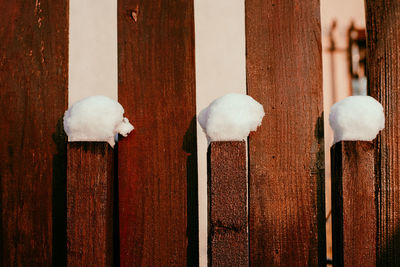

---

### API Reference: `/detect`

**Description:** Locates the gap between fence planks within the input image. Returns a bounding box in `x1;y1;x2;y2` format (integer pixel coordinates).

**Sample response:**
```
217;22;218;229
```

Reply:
117;0;198;266
245;0;326;265
67;142;114;267
0;1;68;266
331;141;376;266
365;1;400;265
208;141;248;267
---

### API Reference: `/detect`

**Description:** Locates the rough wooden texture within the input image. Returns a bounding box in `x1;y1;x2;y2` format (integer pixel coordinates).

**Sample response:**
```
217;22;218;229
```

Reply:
0;1;68;265
118;0;198;266
245;0;325;265
67;142;114;266
331;141;376;266
208;142;248;267
365;1;400;265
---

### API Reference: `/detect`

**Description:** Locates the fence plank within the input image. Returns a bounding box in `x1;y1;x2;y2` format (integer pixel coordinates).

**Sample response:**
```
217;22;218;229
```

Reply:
0;1;68;266
117;0;197;266
208;141;248;267
331;141;375;266
245;0;325;265
67;142;114;266
365;1;400;265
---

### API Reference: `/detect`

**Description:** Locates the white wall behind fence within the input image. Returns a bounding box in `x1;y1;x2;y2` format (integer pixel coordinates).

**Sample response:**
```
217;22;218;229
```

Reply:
69;0;118;106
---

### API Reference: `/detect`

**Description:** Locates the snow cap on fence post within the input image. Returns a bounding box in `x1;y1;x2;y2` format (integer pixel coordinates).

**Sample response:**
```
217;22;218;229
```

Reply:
63;95;134;147
198;93;265;142
329;96;384;144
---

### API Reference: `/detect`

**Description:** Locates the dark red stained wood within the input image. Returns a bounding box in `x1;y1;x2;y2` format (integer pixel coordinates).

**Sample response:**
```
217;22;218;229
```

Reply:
67;142;114;267
208;141;248;267
0;1;68;266
365;2;400;265
331;141;376;266
118;0;197;266
245;0;325;266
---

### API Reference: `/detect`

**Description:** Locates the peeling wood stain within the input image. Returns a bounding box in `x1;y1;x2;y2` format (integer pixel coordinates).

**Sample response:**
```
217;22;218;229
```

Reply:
34;0;44;28
40;41;45;63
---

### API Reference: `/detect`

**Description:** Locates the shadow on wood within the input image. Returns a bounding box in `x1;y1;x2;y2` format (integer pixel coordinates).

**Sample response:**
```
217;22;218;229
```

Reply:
331;141;375;266
52;118;67;266
365;1;400;264
67;142;114;267
377;227;400;266
183;117;199;266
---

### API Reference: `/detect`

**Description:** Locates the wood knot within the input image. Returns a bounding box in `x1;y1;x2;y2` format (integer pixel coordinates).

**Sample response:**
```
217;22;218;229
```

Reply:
130;5;139;22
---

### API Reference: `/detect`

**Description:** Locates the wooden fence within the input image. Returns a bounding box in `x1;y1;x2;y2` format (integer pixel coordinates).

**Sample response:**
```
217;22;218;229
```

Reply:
0;0;399;266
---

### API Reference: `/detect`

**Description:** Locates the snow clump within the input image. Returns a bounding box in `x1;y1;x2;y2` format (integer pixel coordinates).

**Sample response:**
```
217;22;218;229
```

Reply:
329;96;384;144
64;95;134;147
198;93;265;142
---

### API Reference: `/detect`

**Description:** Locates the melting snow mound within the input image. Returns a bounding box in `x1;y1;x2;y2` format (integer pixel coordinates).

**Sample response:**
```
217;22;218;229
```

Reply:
198;93;265;142
329;96;384;144
64;95;134;147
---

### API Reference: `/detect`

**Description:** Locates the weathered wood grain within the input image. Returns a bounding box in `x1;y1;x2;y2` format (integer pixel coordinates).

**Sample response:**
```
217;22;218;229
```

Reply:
67;142;114;267
245;0;325;265
331;141;376;266
117;0;197;266
365;2;400;265
208;141;248;267
0;1;68;265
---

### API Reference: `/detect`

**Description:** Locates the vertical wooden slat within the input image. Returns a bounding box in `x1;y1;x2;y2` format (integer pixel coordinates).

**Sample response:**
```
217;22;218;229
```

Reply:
245;0;325;266
331;141;376;266
117;1;197;266
365;1;400;265
208;141;248;267
67;142;114;266
0;1;68;265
